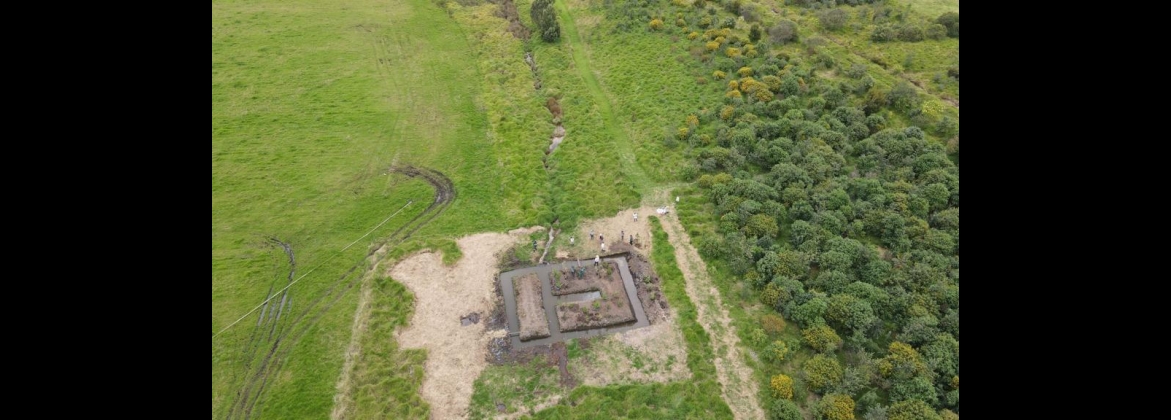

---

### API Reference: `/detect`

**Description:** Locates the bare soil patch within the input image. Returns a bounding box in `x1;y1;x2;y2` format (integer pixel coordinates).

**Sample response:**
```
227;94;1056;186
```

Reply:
515;273;551;341
573;319;691;387
563;205;669;259
550;342;577;388
568;248;689;386
388;227;539;420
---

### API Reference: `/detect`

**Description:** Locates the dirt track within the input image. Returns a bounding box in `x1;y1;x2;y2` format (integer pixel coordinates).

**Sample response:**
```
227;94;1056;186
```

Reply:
659;215;764;420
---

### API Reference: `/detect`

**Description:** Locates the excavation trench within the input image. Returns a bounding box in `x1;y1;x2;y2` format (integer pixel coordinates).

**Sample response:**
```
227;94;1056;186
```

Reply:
498;256;649;349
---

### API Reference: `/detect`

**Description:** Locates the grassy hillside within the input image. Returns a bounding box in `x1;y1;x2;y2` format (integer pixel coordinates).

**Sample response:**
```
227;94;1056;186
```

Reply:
902;0;958;17
214;0;958;416
211;0;542;416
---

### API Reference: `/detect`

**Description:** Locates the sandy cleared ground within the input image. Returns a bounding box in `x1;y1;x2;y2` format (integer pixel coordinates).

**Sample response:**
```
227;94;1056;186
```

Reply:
563;204;674;260
515;273;551;341
389;226;542;420
573;314;692;387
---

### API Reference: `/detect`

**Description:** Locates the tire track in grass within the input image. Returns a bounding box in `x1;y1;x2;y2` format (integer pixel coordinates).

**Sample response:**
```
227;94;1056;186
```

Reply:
222;166;454;420
658;215;764;420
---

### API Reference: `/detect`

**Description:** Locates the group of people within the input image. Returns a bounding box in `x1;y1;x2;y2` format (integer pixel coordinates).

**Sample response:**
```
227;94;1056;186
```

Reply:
582;228;639;252
570;199;683;257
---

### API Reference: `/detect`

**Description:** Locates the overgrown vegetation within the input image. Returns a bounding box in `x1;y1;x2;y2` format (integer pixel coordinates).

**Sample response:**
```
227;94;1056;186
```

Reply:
335;277;430;418
578;0;959;417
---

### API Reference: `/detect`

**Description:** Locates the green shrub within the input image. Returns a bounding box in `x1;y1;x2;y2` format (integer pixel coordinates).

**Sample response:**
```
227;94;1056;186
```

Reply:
770;374;794;399
925;24;946;40
804;354;843;393
898;25;925;42
769;20;798;44
817;8;847;31
530;0;561;42
871;24;896;42
765;340;790;362
935;12;959;37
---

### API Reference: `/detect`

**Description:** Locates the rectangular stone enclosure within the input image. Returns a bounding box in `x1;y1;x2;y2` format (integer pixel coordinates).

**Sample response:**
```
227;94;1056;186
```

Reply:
499;256;648;348
553;262;636;332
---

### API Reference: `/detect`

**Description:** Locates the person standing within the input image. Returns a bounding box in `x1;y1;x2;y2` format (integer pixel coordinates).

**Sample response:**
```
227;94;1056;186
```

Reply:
590;230;595;240
570;236;575;245
532;239;537;251
630;235;634;246
633;212;638;221
594;255;600;267
621;230;625;241
599;234;604;244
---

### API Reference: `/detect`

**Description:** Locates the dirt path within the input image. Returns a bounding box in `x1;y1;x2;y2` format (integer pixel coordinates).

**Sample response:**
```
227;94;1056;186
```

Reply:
329;260;377;420
658;215;764;420
552;0;651;190
388;227;541;420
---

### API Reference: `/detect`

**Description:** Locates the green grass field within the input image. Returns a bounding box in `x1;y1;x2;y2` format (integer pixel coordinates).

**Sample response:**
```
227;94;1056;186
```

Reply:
211;0;543;416
552;0;726;184
214;0;958;415
901;0;959;17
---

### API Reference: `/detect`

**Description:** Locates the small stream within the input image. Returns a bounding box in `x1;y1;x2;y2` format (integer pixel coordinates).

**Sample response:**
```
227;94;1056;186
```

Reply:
547;125;565;153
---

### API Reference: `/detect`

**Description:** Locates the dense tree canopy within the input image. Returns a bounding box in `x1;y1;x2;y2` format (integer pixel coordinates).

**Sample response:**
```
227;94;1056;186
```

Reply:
650;1;959;416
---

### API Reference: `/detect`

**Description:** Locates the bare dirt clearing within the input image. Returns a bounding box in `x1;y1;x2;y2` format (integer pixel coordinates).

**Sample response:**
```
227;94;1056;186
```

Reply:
388;227;541;420
572;316;691;387
566;206;664;258
515;273;551;341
